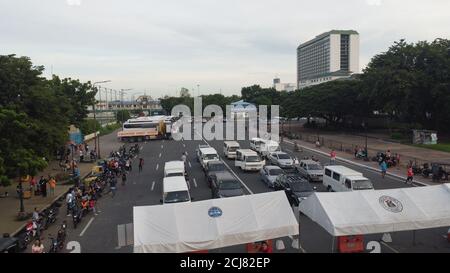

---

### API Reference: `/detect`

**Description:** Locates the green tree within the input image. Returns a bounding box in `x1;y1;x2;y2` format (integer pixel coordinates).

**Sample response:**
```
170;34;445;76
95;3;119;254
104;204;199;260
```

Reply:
116;109;131;123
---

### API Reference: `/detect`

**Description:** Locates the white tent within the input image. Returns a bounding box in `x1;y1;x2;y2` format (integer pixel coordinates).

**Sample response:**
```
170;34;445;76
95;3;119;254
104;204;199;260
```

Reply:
133;191;298;253
298;184;450;236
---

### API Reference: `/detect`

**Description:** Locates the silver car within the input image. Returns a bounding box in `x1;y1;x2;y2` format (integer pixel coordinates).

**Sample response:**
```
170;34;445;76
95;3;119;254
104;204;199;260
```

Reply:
260;165;284;188
297;160;324;182
267;152;295;169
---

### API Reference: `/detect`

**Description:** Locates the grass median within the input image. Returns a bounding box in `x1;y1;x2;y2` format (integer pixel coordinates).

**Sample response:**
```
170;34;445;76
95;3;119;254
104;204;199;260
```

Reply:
413;143;450;153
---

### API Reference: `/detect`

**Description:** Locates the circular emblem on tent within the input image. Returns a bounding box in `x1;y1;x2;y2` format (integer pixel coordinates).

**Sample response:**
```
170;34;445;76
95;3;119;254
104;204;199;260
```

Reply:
379;196;403;213
208;207;223;218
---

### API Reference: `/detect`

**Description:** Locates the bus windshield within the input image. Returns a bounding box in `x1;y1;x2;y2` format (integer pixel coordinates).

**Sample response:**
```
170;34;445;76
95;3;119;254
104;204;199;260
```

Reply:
352;179;374;190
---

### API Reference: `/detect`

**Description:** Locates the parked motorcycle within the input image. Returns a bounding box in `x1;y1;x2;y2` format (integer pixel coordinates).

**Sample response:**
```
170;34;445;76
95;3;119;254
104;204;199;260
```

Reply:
48;235;59;253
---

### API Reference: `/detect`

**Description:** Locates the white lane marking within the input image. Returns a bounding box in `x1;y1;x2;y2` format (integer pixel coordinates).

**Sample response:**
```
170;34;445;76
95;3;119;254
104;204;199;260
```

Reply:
156;164;159;170
159;153;161;158
140;146;143;151
380;241;400;253
185;151;188;156
151;181;155;191
187;179;191;189
67;241;81;253
193;178;198;188
442;235;448;239
161;145;164;149
183;143;186;148
117;224;126;247
126;223;134;246
79;217;94;237
195;131;254;194
188;161;192;168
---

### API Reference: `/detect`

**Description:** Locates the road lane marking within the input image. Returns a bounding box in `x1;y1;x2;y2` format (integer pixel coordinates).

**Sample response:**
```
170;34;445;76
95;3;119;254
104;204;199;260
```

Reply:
159;153;161;158
193;178;198;188
151;181;155;191
79;217;94;237
183;143;186;148
156;164;159;170
195;131;254;194
380;241;400;253
185;151;188;156
117;224;126;247
126;223;134;246
188;161;192;168
161;145;164;149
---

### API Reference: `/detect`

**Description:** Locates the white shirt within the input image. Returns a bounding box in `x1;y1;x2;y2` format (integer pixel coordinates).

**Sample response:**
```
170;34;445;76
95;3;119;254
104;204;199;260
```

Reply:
66;193;73;203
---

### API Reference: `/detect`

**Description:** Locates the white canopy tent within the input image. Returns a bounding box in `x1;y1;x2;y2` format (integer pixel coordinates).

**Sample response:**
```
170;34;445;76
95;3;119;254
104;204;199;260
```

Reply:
298;184;450;237
133;191;298;253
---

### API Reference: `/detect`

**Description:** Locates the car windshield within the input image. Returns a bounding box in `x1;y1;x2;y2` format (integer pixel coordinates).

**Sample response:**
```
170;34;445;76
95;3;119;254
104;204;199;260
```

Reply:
269;169;284;176
219;180;241;190
246;156;261;162
204;154;218;160
166;172;184;177
352;179;374;190
277;154;291;160
307;164;322;170
164;191;190;203
209;163;225;172
290;182;313;193
228;147;238;152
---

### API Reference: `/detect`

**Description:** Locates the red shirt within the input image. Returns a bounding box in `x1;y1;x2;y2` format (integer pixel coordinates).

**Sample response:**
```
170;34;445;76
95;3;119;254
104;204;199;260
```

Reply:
407;168;413;177
330;151;336;159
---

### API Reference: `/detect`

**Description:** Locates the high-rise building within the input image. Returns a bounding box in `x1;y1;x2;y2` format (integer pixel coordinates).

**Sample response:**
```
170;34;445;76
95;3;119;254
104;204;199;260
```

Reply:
297;30;359;89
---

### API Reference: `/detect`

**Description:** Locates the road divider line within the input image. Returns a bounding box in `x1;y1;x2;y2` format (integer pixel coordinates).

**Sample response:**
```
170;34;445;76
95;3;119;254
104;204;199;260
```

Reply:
156;164;159;171
79;217;94;237
188;161;192;168
183;143;186;148
151;181;155;191
380;241;400;253
193;178;198;188
159;153;162;158
195;131;254;195
161;145;164;149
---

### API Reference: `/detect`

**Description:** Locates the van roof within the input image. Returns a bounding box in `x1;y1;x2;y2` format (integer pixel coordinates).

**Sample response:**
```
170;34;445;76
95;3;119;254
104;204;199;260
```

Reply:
199;147;218;154
164;161;184;171
163;177;188;192
224;141;240;147
325;165;362;176
237;149;258;156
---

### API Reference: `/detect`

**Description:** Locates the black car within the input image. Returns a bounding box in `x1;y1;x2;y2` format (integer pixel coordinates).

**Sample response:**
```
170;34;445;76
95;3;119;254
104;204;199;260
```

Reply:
273;174;316;206
211;172;244;198
205;161;227;187
0;234;23;253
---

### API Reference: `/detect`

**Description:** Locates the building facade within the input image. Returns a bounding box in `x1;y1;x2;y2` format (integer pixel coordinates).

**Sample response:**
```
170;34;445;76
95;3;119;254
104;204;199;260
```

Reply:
297;30;359;89
273;78;296;92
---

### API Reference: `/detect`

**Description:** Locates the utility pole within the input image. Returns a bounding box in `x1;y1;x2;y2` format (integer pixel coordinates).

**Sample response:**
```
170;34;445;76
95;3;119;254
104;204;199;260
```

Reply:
92;80;112;159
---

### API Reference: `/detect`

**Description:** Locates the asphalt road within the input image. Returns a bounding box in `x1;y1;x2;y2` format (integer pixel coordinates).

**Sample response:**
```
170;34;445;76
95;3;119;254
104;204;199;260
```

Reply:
33;124;450;253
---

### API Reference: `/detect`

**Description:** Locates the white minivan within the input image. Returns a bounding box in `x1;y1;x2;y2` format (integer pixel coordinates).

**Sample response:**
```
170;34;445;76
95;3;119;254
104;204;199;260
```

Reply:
161;176;191;204
164;161;186;177
223;141;240;159
250;138;264;153
199;147;220;170
323;165;374;192
259;139;281;158
235;149;265;171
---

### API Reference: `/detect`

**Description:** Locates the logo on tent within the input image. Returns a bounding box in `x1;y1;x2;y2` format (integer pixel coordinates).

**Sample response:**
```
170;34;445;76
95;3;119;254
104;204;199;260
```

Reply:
208;207;223;218
379;196;403;213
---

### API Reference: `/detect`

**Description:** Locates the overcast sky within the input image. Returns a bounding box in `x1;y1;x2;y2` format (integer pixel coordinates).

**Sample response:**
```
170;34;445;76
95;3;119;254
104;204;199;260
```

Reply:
1;0;449;98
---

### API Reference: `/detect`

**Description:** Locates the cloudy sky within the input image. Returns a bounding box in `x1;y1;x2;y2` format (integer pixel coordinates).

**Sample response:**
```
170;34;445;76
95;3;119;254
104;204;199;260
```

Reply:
1;0;449;98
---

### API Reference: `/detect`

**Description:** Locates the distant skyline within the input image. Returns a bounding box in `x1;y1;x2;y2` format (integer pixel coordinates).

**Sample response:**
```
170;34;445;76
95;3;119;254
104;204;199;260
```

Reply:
1;0;450;98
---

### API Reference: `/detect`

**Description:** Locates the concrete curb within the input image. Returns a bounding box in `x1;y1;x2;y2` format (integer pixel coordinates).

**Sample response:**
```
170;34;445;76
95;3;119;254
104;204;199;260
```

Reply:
283;139;429;187
11;172;91;237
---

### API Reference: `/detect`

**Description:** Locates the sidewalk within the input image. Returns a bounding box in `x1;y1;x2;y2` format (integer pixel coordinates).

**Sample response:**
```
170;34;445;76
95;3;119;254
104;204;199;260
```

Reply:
0;130;122;235
283;137;443;187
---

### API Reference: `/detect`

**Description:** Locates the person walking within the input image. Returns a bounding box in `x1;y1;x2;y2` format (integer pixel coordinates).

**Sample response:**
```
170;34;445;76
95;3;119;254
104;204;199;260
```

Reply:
48;177;56;197
121;172;127;186
138;158;144;173
330;150;337;165
66;190;74;216
31;239;45;253
380;160;387;179
406;165;414;185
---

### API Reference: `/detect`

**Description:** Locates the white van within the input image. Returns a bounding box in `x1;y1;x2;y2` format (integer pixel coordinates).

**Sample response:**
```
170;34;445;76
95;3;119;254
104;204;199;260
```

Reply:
164;161;185;178
323;165;374;192
250;138;264;153
199;147;219;170
259;139;281;158
223;141;240;159
161;177;191;204
235;149;265;171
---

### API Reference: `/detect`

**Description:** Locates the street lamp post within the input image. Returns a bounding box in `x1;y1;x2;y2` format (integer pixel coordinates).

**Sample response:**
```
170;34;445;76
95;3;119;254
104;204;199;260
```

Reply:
93;81;112;159
362;122;368;160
